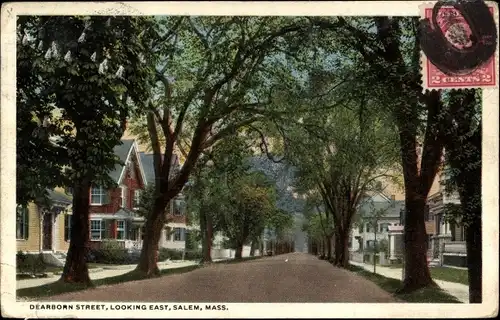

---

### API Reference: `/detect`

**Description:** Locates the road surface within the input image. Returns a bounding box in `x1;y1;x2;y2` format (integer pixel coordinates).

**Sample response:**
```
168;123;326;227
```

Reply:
42;253;399;303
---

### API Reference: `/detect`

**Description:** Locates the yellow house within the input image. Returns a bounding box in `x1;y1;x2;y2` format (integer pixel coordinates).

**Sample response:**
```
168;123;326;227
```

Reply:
16;187;72;265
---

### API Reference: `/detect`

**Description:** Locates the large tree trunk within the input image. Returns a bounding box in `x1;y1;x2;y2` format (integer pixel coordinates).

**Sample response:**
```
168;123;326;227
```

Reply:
466;216;481;303
334;228;350;268
442;90;481;303
136;197;167;276
60;179;92;285
326;235;332;259
199;209;213;264
401;197;436;292
235;244;243;259
250;240;257;257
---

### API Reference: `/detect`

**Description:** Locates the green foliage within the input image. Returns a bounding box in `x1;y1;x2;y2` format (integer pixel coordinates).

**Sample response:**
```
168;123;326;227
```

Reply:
440;89;482;228
185;229;201;251
136;184;156;219
158;248;183;261
219;170;277;246
16;252;47;276
17;16;156;204
95;240;128;264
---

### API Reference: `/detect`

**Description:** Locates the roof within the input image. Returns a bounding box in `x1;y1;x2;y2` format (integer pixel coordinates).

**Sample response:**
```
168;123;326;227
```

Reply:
358;198;404;219
139;152;180;186
47;189;72;206
109;139;135;183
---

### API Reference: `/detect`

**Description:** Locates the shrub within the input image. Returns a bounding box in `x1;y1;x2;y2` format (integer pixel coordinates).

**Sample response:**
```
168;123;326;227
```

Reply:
16;252;47;276
87;241;140;264
158;248;183;260
100;240;128;264
184;249;202;260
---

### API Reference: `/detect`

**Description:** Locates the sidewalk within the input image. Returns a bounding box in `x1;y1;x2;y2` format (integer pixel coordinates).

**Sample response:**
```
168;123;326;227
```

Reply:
17;260;198;290
349;261;469;303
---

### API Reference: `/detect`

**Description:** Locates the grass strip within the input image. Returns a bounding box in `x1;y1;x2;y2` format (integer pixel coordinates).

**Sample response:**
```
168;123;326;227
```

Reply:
347;264;462;303
17;265;200;299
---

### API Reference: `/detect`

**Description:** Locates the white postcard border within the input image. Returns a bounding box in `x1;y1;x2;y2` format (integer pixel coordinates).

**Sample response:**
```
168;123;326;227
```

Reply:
1;1;498;318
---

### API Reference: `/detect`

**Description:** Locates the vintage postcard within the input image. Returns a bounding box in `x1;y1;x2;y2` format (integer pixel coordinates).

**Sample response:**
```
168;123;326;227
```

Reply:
1;1;498;319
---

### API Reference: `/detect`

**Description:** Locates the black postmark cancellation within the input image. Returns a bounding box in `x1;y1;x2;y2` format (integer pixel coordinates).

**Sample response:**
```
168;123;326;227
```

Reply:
419;0;498;76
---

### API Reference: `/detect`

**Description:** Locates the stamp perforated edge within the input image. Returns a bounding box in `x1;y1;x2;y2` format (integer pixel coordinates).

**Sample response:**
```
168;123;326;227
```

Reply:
419;1;500;91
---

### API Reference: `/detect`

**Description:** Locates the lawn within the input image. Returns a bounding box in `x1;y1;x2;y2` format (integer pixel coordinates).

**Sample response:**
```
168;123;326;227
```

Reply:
347;265;462;303
430;267;468;285
45;263;103;275
379;264;468;285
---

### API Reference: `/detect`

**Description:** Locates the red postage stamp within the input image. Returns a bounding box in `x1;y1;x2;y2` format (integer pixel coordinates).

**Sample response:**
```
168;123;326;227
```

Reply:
420;2;499;90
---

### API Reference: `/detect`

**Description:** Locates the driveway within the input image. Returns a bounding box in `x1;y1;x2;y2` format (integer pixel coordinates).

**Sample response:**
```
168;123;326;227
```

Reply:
42;253;399;303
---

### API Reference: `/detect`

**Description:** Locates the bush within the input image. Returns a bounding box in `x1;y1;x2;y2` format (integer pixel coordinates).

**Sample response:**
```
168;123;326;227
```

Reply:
86;241;139;264
184;249;202;261
158;248;183;261
17;251;47;276
100;240;128;264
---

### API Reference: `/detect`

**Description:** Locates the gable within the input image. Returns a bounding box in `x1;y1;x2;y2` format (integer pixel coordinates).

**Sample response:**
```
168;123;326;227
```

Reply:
109;139;135;183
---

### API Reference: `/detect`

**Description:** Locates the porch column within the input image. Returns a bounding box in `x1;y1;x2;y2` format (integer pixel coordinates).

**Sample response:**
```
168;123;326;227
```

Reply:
38;207;44;253
389;233;395;259
52;212;57;252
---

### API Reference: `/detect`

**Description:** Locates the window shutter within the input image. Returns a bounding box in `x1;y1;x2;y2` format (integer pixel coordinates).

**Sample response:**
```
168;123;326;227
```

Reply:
123;220;127;239
181;228;186;241
64;215;68;241
102;189;109;205
106;220;113;239
24;207;29;240
127;221;132;240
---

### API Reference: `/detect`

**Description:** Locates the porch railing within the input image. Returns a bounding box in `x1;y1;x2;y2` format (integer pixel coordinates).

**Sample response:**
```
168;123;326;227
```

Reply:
443;241;466;255
124;240;142;251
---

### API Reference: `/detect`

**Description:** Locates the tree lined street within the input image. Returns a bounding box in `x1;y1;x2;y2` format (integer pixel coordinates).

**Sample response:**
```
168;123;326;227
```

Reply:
41;253;399;303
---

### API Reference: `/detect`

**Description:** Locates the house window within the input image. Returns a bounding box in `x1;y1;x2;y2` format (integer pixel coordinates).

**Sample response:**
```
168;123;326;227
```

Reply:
366;240;376;249
16;205;29;240
116;220;126;240
173;228;183;241
358;224;363;233
141;225;145;240
365;223;372;233
133;190;141;209
90;186;106;205
64;215;71;242
379;223;390;233
121;186;128;208
90;219;105;240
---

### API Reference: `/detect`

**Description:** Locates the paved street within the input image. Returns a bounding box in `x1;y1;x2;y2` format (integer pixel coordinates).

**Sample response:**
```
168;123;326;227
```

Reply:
349;261;469;303
41;253;399;303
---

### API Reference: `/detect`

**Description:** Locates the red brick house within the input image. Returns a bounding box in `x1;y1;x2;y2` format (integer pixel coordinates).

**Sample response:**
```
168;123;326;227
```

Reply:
85;139;190;251
87;139;148;250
